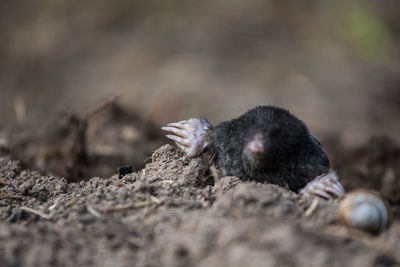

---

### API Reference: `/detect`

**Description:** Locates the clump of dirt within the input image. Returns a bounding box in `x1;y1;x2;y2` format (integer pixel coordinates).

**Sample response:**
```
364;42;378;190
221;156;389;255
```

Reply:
7;103;167;181
0;144;399;267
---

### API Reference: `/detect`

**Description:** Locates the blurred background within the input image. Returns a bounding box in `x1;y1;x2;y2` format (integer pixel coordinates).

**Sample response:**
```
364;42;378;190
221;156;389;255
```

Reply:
0;0;399;146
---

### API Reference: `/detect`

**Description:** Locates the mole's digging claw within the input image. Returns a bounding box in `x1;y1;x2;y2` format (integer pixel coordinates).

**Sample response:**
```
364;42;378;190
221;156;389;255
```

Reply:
162;127;189;138
162;118;211;158
300;171;345;200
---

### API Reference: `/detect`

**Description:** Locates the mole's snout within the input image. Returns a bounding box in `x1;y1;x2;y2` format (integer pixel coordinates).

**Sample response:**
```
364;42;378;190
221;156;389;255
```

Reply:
245;134;266;160
246;139;264;159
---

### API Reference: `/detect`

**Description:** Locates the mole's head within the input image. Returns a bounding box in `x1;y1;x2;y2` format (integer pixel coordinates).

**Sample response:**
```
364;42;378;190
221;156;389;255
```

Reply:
241;126;285;171
241;122;330;175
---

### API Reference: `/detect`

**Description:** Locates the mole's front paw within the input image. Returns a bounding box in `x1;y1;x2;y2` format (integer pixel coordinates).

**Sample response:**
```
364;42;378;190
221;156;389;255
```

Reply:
162;118;211;158
300;171;345;199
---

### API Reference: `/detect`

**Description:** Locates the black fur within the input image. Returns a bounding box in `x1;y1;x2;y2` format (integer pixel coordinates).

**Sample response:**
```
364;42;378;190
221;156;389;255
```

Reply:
206;105;330;192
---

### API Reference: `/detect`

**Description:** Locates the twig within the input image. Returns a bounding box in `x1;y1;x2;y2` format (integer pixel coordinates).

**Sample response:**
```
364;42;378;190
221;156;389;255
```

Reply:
150;196;161;204
100;200;154;213
65;197;77;208
48;197;63;211
0;193;22;200
14;97;27;124
84;93;122;120
304;198;319;217
144;156;152;163
209;153;216;165
19;206;52;220
87;205;103;218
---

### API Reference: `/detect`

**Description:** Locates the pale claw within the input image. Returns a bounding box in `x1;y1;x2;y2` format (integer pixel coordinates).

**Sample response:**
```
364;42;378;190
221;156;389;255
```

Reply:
162;118;211;158
300;171;345;200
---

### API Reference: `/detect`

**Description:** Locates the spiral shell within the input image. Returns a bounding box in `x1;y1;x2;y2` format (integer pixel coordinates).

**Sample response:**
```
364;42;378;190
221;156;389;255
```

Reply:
338;190;388;234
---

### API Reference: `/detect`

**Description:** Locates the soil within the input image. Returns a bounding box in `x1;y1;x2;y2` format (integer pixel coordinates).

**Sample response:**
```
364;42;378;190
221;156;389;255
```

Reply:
0;113;400;267
1;2;400;266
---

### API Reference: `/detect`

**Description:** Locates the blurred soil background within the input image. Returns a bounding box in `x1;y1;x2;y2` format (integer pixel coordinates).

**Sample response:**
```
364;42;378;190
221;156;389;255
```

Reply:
0;0;400;266
0;0;399;144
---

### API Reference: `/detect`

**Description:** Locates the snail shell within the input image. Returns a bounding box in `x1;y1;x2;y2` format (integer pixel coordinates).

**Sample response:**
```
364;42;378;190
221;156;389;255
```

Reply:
338;190;388;234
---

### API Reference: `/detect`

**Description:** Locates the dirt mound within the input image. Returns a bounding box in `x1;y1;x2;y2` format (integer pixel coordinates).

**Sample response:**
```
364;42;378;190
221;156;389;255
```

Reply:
0;144;399;267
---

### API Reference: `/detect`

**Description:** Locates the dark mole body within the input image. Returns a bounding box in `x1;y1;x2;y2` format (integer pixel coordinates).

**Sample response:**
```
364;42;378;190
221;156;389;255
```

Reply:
205;106;330;192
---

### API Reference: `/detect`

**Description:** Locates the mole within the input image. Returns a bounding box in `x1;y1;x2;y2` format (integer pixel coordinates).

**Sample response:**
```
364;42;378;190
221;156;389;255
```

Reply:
162;105;344;199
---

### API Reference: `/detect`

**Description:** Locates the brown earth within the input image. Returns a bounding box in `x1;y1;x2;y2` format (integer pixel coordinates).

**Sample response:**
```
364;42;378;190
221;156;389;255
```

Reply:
1;116;400;266
1;2;400;266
